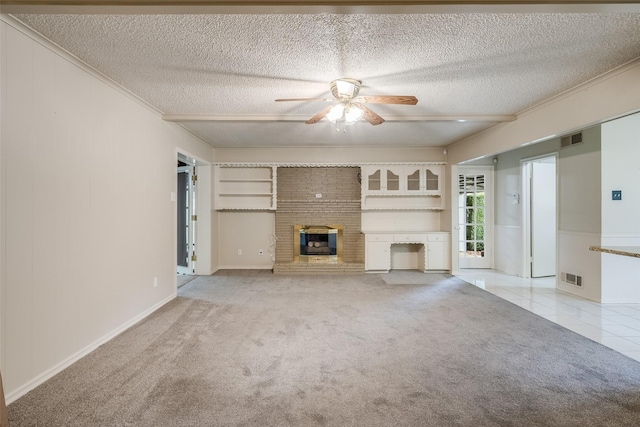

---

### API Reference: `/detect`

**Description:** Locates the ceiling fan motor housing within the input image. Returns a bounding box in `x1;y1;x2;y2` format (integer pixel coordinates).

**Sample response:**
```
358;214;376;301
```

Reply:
331;78;361;100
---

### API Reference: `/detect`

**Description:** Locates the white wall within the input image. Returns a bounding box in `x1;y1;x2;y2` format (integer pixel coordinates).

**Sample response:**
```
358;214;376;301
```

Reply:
601;112;640;246
556;126;602;300
599;112;640;303
0;18;213;401
217;211;276;268
492;138;560;275
195;164;214;275
214;146;446;164
361;211;441;232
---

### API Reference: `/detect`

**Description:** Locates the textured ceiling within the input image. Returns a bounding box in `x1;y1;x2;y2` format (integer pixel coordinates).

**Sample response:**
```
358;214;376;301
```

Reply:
12;11;640;148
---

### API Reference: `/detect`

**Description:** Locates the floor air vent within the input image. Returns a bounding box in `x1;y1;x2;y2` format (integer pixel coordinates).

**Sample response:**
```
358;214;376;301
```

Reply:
561;272;582;287
561;132;583;148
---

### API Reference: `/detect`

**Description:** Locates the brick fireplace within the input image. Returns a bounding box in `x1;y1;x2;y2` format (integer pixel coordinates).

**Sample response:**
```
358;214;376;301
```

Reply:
274;167;364;272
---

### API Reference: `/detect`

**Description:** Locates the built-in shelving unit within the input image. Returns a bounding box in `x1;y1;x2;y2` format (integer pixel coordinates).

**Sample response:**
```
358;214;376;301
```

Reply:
361;163;445;210
214;165;276;210
213;162;445;211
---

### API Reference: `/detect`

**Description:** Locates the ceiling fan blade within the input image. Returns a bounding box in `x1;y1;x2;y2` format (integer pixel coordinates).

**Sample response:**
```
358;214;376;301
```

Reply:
305;105;334;124
275;97;332;102
353;102;385;126
353;95;418;105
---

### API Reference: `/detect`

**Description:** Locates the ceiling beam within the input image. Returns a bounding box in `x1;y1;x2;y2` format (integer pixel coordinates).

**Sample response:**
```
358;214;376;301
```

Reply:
2;0;637;4
162;114;517;123
2;1;639;14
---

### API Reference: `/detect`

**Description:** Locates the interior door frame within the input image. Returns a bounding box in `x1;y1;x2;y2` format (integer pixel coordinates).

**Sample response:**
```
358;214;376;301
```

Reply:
175;149;214;282
457;165;494;269
520;153;558;279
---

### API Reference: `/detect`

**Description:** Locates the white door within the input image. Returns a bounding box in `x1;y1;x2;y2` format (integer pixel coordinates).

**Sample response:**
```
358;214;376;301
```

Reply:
531;161;556;277
458;168;492;269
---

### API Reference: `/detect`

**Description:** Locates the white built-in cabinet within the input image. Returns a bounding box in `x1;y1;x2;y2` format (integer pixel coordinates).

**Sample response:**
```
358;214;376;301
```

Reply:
361;164;444;210
365;232;450;272
214;165;277;210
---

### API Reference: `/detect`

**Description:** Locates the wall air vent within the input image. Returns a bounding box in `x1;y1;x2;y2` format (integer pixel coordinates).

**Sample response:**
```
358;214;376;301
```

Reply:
561;272;582;287
560;132;583;148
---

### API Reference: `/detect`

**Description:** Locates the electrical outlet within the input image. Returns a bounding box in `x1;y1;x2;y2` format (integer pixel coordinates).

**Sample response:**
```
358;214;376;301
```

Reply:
259;249;264;256
237;249;242;256
315;193;322;198
153;277;158;288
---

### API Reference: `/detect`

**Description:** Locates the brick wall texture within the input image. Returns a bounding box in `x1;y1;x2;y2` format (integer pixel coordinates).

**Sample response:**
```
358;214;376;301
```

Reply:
275;167;364;263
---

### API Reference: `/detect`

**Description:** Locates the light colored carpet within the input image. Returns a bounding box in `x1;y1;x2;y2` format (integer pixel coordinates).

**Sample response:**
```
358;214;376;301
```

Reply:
8;270;640;426
177;274;197;288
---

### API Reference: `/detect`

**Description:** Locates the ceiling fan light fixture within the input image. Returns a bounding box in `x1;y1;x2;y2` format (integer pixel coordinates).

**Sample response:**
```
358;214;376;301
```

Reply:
345;105;364;125
278;78;415;127
326;104;345;122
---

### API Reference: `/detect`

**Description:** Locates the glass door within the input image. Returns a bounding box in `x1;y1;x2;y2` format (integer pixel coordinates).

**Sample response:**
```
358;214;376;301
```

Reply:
458;168;492;268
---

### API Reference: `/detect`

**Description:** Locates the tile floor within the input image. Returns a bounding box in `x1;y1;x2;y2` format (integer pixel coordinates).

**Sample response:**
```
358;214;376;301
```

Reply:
457;269;640;363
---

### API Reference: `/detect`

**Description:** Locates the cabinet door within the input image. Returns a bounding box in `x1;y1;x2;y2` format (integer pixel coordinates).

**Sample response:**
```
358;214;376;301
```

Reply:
365;166;402;193
406;168;421;192
366;168;382;192
366;242;391;271
424;166;441;194
426;241;449;270
385;168;401;192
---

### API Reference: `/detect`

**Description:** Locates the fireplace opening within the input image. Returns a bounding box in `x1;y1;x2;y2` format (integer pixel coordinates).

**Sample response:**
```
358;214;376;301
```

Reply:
294;225;343;263
300;229;336;256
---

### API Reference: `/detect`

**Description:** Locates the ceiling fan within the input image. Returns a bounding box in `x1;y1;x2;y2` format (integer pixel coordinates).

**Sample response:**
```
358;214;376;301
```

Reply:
275;78;418;126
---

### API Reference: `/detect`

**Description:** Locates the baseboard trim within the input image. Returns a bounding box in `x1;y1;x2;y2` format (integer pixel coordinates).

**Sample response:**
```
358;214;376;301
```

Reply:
5;293;177;404
217;265;274;270
601;298;640;304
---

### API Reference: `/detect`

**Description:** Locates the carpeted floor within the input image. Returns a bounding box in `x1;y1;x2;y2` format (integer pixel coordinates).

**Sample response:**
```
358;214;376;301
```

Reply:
177;274;198;288
8;271;640;426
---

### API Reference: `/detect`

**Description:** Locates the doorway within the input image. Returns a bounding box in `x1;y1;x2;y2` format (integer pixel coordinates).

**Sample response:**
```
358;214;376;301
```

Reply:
522;155;557;278
458;167;493;269
177;155;196;275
